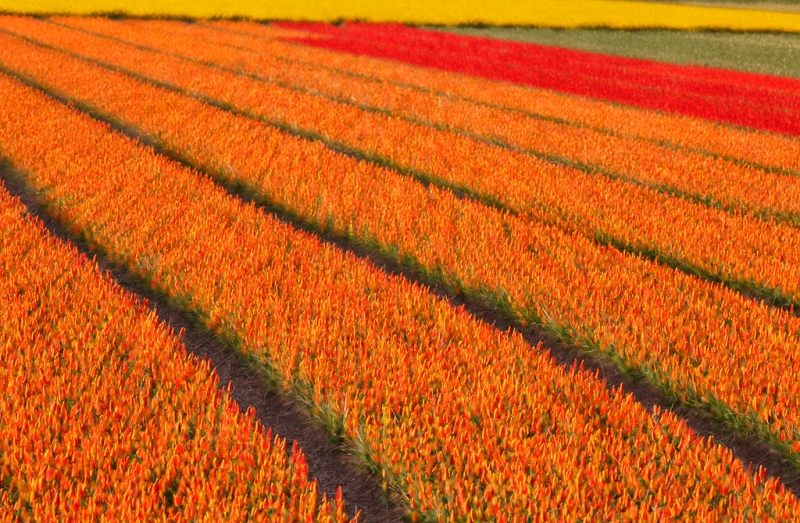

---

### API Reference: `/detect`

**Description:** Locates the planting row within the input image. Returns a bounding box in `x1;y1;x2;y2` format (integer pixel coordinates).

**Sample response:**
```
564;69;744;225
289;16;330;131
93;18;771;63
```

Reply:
281;22;800;137
0;182;350;521
45;14;800;224
1;70;796;521
206;18;800;176
314;22;800;99
2;23;799;307
53;17;800;228
282;21;800;109
0;18;800;314
6;19;800;494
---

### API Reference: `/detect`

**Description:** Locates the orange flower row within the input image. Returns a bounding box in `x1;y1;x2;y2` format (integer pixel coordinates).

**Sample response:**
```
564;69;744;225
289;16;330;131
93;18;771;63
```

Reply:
0;182;351;522
5;20;800;487
3;19;799;308
65;16;800;226
201;18;800;177
0;69;794;520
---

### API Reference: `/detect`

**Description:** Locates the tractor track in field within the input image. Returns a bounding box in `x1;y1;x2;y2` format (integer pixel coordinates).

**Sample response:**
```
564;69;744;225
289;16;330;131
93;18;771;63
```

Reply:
0;164;405;523
5;70;800;502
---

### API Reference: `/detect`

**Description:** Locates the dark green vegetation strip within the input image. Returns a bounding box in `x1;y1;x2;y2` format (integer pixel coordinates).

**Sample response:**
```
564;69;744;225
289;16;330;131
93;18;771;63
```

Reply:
639;0;800;13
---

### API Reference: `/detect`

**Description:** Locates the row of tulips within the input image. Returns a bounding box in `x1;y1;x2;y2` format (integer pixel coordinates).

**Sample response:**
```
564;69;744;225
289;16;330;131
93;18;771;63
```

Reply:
205;18;800;176
49;15;800;228
1;68;797;521
0;181;351;522
2;22;799;307
280;21;800;103
50;17;800;228
6;18;800;492
279;22;800;137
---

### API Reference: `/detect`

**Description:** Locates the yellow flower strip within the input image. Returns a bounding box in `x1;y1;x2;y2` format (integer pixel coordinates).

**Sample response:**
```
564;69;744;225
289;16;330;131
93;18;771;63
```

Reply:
3;0;800;31
5;17;800;309
0;182;349;522
202;19;800;176
2;67;798;521
6;21;800;493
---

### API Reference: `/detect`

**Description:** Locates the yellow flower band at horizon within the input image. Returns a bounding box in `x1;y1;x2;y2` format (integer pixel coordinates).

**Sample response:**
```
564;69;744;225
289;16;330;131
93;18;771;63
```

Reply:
2;0;800;32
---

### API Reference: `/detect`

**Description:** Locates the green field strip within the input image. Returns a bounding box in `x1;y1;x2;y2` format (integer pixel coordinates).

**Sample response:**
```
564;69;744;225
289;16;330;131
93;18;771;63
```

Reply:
637;0;800;15
5;29;800;488
434;25;800;80
8;19;800;314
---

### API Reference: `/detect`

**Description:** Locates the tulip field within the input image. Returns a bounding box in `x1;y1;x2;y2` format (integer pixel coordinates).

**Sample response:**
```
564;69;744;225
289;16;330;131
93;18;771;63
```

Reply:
3;14;800;521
